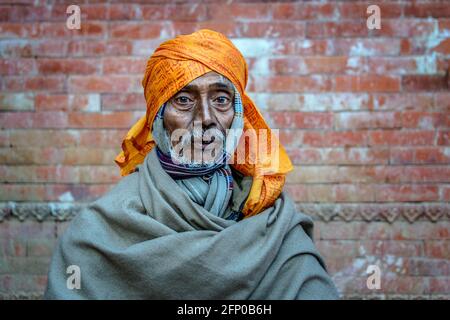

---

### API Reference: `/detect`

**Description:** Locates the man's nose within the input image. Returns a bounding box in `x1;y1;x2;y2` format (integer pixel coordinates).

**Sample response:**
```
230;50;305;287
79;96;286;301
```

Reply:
196;96;214;128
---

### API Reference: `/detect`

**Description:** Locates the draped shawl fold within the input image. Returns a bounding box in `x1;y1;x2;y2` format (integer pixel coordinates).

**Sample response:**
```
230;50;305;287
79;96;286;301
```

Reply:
45;149;339;299
114;29;293;217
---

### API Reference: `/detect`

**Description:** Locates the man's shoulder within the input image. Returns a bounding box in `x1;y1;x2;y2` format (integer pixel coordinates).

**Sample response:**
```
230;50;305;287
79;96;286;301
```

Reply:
91;170;141;208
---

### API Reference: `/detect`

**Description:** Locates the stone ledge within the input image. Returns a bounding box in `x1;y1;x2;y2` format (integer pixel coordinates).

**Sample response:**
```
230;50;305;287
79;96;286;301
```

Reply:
296;203;450;223
0;202;449;223
0;202;83;223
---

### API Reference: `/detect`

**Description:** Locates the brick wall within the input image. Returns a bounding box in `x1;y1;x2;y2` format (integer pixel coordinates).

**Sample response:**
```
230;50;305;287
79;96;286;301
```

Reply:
0;0;449;299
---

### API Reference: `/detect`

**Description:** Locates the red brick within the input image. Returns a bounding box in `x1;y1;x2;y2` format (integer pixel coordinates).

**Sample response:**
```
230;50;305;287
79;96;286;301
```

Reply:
425;241;450;259
36;58;98;75
442;185;450;201
0;5;50;22
1;165;120;184
306;21;368;38
336;166;386;184
26;239;56;257
404;3;450;18
240;22;306;38
35;94;100;112
208;3;270;21
390;147;450;165
102;57;147;74
288;147;390;165
0;238;27;257
291;40;328;56
338;2;403;19
326;148;389;165
39;22;106;38
249;75;332;93
335;75;400;92
304;184;336;202
366;57;420;75
68;40;132;57
334;184;376;202
268;112;334;129
68;75;140;93
0;22;38;38
24;76;65;91
285;148;322;165
375;20;436;37
266;56;351;75
109;4;143;20
101;93;146;111
437;131;450;145
372;93;434;111
0;39;35;58
2;76;24;91
359;240;424;257
60;147;119;166
402;75;448;92
78;129;127;147
303;131;368;147
332;38;401;56
381;276;430;294
0;183;113;202
0;59;35;75
0;220;55;239
317;221;389;240
401;112;449;129
0;112;68;129
432;38;450;54
369;131;435;146
336;112;402;129
385;166;450;183
273;2;336;20
391;222;450;240
34;94;67;110
34;40;67;57
67;112;141;129
439;19;450;33
109;22;163;39
405;258;450;277
283;184;308;202
428;277;450;294
144;4;208;21
287;166;338;184
316;240;358;259
375;185;439;202
277;130;302;148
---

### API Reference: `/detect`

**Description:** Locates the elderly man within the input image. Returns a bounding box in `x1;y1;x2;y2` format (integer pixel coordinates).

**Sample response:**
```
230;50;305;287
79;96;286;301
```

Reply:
44;29;339;299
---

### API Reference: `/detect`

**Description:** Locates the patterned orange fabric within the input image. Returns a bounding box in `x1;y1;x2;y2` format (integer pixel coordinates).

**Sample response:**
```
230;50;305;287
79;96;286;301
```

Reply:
115;29;293;217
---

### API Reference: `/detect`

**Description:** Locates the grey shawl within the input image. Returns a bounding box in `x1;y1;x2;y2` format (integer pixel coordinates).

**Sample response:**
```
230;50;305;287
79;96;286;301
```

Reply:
44;149;339;300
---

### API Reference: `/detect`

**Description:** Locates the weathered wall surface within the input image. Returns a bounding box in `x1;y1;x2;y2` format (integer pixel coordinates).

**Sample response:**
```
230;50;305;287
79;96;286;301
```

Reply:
0;0;449;299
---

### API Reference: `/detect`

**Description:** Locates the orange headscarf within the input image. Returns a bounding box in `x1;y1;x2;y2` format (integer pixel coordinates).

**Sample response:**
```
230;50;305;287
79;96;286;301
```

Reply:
115;29;293;218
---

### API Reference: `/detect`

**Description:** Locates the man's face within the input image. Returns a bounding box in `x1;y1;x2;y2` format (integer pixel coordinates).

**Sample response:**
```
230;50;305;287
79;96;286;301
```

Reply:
163;71;235;165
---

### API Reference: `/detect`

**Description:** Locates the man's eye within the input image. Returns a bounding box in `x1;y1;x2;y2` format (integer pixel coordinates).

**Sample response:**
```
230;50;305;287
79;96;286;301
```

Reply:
215;96;230;104
175;96;192;105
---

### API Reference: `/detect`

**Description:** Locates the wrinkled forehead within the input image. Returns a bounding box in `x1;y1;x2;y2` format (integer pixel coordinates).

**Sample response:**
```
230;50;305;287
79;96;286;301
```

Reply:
177;71;235;93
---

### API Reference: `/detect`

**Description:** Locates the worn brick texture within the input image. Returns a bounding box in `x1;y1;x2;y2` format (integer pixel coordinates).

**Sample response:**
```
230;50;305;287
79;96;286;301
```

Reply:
0;0;449;299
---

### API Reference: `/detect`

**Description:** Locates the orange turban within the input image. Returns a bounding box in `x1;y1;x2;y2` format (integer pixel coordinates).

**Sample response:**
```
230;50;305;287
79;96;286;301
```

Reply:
115;29;293;217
